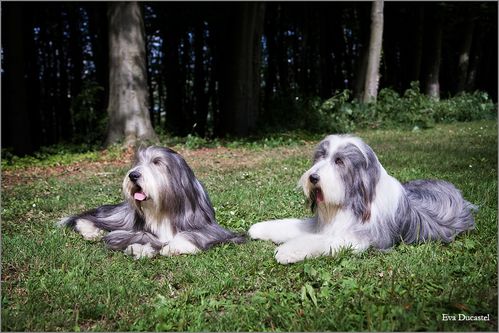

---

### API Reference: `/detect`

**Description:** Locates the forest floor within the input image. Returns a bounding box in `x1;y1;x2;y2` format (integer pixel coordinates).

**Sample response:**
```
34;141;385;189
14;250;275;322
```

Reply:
1;120;497;331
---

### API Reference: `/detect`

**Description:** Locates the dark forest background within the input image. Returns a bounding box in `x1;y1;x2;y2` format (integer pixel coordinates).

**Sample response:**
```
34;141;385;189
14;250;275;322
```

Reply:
1;1;497;156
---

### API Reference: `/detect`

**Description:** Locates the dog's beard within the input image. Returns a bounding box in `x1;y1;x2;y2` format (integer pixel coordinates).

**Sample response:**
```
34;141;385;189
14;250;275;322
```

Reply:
309;187;324;212
307;185;341;227
123;178;151;215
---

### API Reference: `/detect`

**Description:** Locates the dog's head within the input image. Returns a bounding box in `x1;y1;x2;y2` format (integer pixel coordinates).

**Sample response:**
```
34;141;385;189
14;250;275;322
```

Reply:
123;146;208;217
123;146;174;213
299;135;381;223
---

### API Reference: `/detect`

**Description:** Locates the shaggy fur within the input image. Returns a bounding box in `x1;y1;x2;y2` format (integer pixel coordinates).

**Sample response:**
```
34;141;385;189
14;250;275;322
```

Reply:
60;146;245;258
249;135;476;264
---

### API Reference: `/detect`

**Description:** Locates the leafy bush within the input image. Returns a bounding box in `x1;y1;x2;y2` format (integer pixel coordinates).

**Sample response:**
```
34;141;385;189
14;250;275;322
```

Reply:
301;82;496;133
71;80;107;143
434;91;496;122
311;90;361;133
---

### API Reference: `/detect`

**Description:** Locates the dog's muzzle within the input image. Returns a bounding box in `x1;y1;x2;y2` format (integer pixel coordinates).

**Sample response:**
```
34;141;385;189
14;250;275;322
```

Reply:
128;171;148;201
307;173;324;203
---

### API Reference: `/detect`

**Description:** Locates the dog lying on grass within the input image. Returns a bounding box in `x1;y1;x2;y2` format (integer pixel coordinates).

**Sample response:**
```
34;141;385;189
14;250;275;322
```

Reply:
249;135;476;264
60;146;245;259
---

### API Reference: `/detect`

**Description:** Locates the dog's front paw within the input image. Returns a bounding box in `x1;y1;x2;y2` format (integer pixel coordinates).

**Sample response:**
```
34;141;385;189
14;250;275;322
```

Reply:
160;237;199;256
248;222;267;240
159;244;176;256
124;243;156;259
275;243;309;265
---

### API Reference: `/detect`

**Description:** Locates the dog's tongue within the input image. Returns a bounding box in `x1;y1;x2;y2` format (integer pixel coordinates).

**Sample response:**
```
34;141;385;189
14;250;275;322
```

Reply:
134;192;147;201
315;189;324;203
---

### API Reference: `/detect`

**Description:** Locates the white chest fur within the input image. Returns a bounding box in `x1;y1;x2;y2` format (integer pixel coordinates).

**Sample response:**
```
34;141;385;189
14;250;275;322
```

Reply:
142;210;175;243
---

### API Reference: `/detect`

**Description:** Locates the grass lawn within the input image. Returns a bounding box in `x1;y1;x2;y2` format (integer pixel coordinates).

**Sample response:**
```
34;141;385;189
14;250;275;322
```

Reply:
1;120;497;331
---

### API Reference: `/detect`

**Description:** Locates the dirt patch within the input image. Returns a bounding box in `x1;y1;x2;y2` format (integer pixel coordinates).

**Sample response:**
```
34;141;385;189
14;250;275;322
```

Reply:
2;145;313;190
177;145;310;174
1;147;135;191
3;161;117;190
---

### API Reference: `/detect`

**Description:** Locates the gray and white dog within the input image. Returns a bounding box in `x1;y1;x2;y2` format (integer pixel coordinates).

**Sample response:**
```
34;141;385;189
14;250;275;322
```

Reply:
249;135;476;264
60;146;245;258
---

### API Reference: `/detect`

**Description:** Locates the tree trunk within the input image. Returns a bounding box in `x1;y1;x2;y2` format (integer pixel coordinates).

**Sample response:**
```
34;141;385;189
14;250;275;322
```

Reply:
276;5;289;95
456;17;475;93
319;7;333;98
362;0;384;103
406;7;424;87
146;47;156;128
105;2;157;146
210;16;225;137
163;21;185;135
466;24;485;92
331;4;346;92
87;3;109;116
193;22;209;137
423;6;443;99
219;2;265;137
57;10;71;141
1;3;33;155
264;4;278;110
297;5;316;96
181;35;193;129
68;7;83;120
352;4;371;100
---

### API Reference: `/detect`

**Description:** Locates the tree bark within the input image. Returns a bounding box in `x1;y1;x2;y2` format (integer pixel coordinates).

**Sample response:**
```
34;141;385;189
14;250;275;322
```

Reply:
264;4;278;110
57;9;71;141
193;22;209;137
68;7;83;113
163;21;185;135
407;7;424;87
319;7;333;98
276;5;289;95
456;17;475;93
331;4;346;92
87;3;109;116
423;6;443;99
1;3;33;155
352;4;371;100
362;0;384;103
105;2;157;146
219;2;265;137
466;24;485;92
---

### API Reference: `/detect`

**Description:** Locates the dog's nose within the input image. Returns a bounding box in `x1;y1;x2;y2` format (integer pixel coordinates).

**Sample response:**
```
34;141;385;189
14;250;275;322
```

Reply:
309;173;320;185
129;171;141;182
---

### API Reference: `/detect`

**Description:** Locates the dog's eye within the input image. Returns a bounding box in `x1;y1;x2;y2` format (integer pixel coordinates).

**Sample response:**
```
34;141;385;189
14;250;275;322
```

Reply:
153;158;161;165
335;158;344;166
314;150;325;161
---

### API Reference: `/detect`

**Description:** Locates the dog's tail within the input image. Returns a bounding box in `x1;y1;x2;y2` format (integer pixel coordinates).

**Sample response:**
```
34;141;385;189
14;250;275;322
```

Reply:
398;179;477;244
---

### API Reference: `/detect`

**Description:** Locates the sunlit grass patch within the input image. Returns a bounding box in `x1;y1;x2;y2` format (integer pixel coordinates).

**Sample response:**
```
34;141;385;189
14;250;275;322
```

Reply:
1;120;497;331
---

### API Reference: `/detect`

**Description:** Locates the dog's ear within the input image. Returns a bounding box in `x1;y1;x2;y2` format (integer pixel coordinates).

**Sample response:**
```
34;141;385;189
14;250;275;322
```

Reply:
351;176;373;223
349;144;380;223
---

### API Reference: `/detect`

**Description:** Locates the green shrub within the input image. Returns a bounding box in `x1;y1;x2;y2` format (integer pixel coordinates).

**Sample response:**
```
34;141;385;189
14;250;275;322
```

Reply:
434;91;496;122
314;90;359;133
375;82;436;129
301;82;496;133
71;80;107;143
